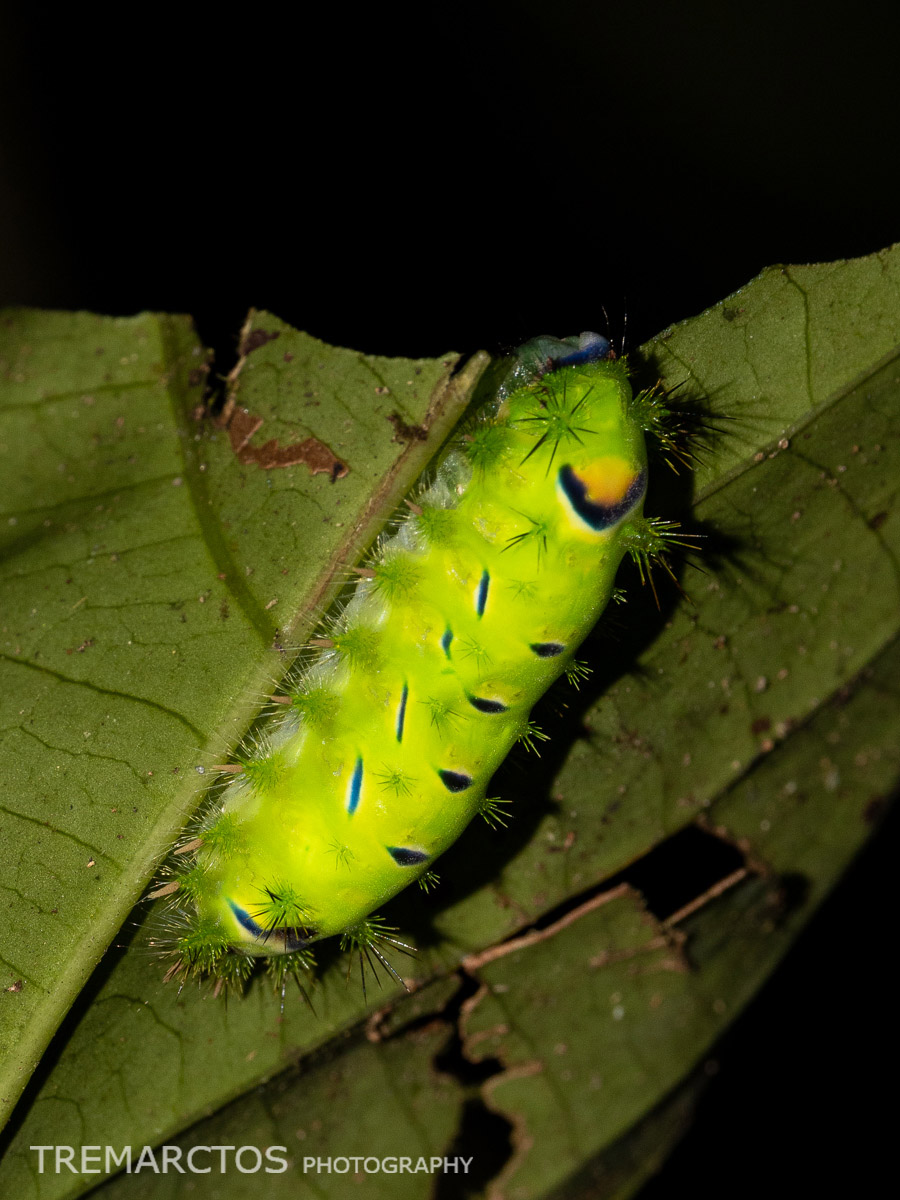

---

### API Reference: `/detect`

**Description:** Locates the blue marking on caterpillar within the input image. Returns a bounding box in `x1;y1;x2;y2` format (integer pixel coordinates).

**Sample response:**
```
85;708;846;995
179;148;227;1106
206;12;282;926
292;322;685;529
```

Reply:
347;756;364;814
396;684;408;742
476;570;490;617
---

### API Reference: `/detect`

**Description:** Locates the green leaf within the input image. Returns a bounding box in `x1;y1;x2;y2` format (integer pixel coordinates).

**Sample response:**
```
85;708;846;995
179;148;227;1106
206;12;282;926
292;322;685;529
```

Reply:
70;978;466;1200
0;246;898;1199
459;632;899;1197
0;308;485;1125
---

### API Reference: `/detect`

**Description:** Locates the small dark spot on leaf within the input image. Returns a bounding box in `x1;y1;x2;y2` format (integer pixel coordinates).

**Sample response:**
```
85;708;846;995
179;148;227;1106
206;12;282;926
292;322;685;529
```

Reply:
65;637;93;655
769;872;810;921
863;795;887;825
187;367;206;388
751;716;771;735
388;412;428;442
869;511;888;531
240;328;280;356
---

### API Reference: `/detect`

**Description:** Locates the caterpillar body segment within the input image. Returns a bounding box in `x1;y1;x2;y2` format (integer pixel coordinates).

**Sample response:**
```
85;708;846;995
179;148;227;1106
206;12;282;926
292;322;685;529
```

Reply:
163;333;665;987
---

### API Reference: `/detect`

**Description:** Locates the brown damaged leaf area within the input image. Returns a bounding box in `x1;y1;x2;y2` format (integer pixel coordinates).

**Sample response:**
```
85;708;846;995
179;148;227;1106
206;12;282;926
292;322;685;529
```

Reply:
218;400;348;478
238;326;281;356
460;883;685;974
456;863;761;1200
460;887;689;1200
387;410;429;442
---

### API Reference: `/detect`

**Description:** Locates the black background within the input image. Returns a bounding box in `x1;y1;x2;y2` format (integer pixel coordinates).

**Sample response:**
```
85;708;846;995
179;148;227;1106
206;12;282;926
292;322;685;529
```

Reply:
1;1;897;1195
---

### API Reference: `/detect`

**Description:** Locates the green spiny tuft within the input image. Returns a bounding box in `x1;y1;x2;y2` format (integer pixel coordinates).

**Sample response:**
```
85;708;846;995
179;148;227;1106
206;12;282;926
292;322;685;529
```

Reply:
250;883;314;933
201;811;248;859
174;915;232;975
374;765;416;797
418;870;440;892
504;510;552;566
479;795;512;829
422;695;463;734
506;578;538;601
176;865;218;905
341;916;387;954
341;915;415;997
565;659;593;689
514;371;600;471
373;551;422;601
621;516;690;603
518;720;550;755
238;749;286;793
266;948;316;996
416;505;457;546
328;841;355;870
210;950;256;995
465;419;511;472
332;625;382;671
458;636;491;668
291;685;340;727
629;385;696;471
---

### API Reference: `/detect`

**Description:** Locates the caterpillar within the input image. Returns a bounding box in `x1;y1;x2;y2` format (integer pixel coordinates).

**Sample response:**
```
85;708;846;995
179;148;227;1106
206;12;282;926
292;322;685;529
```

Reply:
153;331;683;995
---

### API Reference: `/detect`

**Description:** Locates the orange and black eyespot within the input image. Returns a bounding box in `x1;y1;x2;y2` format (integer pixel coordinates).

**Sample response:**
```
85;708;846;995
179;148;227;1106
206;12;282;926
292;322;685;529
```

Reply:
558;460;646;532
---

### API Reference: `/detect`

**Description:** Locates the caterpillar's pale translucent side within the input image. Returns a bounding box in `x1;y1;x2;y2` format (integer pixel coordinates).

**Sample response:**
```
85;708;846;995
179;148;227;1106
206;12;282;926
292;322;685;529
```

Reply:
156;333;680;992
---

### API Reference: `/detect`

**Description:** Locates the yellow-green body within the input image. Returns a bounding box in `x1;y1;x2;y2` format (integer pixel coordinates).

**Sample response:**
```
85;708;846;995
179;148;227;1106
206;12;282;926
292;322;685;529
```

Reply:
170;345;659;976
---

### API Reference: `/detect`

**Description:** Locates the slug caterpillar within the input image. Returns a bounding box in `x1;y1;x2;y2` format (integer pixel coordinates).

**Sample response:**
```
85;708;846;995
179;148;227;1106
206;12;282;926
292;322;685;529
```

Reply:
154;332;683;994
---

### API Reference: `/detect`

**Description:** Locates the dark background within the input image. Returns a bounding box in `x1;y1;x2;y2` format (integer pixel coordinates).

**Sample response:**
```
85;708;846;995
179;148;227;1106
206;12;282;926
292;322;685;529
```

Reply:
1;1;897;1195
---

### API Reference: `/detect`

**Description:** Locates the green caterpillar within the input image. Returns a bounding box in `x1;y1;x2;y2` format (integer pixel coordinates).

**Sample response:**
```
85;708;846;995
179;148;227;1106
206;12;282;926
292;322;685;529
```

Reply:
155;333;681;993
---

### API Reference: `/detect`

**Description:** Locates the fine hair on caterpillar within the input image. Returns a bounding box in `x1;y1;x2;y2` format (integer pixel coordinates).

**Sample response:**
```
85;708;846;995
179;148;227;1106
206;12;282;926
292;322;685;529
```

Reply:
149;331;691;1000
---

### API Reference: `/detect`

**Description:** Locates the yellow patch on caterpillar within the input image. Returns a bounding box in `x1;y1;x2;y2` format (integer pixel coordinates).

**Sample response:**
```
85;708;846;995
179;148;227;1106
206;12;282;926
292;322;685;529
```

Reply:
577;456;638;506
